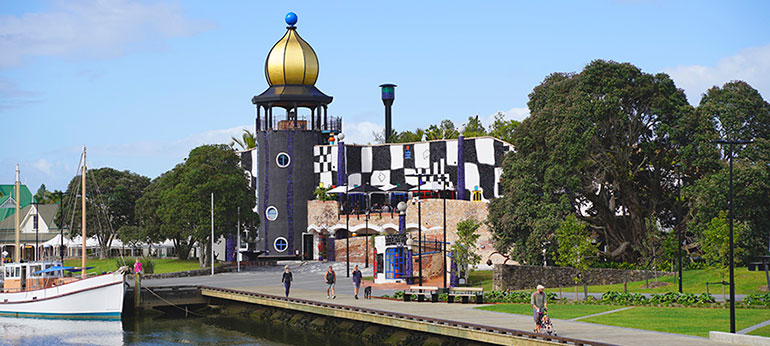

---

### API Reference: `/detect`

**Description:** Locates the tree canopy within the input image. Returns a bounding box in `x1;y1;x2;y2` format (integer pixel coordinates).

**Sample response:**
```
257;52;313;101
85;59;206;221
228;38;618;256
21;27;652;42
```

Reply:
135;144;258;266
59;168;150;258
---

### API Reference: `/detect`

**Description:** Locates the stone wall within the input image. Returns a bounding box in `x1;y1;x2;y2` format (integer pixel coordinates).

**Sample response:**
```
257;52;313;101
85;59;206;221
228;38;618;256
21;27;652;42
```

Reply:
493;264;673;291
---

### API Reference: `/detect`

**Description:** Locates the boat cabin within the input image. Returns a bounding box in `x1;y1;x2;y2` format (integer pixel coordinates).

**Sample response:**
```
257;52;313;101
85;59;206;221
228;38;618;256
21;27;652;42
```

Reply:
2;261;63;292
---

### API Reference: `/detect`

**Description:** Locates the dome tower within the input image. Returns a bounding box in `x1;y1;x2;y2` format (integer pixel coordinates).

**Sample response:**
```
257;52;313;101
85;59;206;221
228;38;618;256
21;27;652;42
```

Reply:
252;12;335;132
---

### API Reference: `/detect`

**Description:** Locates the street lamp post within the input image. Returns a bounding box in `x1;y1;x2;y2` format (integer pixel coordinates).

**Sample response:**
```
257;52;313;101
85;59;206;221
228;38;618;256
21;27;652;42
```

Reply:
379;84;397;143
713;138;753;334
365;183;369;268
346;184;350;277
405;172;426;286
676;164;683;293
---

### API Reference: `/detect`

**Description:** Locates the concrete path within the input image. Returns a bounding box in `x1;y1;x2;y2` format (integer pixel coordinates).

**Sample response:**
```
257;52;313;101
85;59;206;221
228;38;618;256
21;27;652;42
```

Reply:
738;318;770;334
229;285;730;346
568;307;635;321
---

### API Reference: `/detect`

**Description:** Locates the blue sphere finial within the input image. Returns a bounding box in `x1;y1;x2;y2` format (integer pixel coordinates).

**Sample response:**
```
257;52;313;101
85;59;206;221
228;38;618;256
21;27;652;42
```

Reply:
285;12;298;26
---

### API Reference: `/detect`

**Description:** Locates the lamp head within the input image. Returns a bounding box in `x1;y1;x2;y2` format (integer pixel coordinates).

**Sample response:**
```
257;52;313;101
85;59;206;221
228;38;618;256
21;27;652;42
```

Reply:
397;201;407;212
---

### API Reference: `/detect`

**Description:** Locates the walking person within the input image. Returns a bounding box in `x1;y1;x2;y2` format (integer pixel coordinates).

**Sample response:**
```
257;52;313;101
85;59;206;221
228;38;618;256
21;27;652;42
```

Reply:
531;284;548;333
352;265;363;299
325;266;336;299
281;265;293;297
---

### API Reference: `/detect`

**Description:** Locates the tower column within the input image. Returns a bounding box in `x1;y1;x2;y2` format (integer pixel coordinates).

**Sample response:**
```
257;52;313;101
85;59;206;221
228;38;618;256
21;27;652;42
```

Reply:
311;107;315;130
256;105;262;131
323;105;328;130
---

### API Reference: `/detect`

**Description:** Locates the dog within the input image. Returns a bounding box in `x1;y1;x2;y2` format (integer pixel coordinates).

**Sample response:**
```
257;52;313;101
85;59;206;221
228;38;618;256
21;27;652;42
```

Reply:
363;286;372;299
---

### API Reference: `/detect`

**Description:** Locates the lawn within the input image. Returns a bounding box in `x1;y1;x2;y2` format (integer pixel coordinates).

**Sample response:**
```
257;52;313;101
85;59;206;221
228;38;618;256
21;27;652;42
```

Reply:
64;257;204;275
477;303;623;320
748;324;770;337
582;306;770;337
480;303;770;338
470;267;770;295
468;270;494;291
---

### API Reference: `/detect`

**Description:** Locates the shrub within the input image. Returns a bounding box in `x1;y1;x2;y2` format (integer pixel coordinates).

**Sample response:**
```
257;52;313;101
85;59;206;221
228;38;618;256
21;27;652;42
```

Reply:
141;257;155;274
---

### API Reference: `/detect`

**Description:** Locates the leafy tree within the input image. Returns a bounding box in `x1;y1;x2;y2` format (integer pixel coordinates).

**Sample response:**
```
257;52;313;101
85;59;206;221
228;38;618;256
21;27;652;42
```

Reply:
33;184;64;204
451;218;482;282
489;60;694;263
136;145;258;266
462;115;486;137
59;168;150;258
702;211;749;281
313;185;336;201
696;81;770;163
230;129;257;151
425;119;459;140
394;129;425;143
555;215;598;298
488;112;519;143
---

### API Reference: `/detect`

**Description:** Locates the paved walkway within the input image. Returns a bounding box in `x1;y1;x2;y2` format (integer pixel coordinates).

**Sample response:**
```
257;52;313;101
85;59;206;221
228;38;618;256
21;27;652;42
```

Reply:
144;263;738;346
568;307;635;321
227;285;730;346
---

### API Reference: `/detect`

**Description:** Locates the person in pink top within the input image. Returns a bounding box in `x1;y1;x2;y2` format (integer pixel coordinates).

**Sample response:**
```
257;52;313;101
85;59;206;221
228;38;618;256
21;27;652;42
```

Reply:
134;258;143;275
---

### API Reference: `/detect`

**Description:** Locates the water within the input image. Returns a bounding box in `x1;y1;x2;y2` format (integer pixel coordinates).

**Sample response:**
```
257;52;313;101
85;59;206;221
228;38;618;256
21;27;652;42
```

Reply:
0;314;350;346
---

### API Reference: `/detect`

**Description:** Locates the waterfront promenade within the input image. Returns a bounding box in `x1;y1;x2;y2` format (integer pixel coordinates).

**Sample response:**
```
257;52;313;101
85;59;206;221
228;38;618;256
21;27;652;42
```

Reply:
143;262;741;346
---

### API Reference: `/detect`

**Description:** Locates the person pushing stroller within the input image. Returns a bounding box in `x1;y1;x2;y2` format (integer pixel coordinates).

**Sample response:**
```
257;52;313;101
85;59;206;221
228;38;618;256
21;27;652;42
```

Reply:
531;284;548;333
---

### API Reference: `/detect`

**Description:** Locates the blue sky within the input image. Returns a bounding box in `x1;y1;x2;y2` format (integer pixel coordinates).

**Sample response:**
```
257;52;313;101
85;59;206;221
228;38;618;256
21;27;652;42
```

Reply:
2;0;769;192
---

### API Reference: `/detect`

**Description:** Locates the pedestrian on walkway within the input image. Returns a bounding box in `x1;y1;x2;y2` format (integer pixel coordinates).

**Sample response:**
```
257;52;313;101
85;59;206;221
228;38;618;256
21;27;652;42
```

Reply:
134;258;143;276
352;265;363;299
531;284;548;333
281;265;293;297
325;266;336;299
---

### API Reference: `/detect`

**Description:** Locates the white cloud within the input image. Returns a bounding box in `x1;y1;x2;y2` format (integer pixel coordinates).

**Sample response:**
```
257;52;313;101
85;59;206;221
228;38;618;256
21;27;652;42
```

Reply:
664;44;770;105
480;107;530;129
0;0;213;68
343;121;383;145
31;158;54;176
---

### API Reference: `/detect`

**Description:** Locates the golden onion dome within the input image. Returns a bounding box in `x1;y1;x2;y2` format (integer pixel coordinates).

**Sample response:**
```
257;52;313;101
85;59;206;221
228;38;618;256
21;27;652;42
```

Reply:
265;13;319;86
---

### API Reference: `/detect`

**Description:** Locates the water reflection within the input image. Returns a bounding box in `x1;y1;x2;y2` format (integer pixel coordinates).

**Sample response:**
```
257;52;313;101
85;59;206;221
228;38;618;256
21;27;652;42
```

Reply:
0;314;353;346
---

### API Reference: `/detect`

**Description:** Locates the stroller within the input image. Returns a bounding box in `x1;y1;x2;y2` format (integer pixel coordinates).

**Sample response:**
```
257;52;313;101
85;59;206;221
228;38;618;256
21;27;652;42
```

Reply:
536;308;557;336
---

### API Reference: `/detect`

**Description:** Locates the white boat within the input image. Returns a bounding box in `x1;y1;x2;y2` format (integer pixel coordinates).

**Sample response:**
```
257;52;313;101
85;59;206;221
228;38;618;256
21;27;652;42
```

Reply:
0;148;127;319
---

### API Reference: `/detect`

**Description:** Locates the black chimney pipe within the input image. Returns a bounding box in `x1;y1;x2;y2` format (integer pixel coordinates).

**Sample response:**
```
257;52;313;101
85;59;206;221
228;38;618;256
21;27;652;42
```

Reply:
380;84;396;143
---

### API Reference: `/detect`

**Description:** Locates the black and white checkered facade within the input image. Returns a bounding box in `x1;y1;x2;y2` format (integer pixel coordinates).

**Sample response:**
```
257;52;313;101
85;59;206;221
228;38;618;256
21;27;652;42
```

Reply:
314;137;513;201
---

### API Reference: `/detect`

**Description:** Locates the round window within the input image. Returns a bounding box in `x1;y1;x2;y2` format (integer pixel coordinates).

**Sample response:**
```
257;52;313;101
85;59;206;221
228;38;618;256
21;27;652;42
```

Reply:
265;206;278;221
274;237;288;252
276;152;291;168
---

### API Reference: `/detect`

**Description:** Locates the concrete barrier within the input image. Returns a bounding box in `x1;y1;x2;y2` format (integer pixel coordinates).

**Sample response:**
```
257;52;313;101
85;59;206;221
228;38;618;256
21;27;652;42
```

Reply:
710;331;770;346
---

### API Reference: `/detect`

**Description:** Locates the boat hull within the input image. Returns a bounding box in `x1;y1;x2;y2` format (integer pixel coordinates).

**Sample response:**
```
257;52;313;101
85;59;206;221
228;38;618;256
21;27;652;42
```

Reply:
0;272;125;320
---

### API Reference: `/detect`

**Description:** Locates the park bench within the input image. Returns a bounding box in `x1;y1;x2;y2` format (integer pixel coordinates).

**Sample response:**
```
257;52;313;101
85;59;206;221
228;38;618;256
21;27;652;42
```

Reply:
448;287;484;304
403;286;439;302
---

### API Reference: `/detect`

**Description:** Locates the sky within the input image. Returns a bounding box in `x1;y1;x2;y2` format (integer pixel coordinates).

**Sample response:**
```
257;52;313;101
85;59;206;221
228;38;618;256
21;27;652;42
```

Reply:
1;0;769;192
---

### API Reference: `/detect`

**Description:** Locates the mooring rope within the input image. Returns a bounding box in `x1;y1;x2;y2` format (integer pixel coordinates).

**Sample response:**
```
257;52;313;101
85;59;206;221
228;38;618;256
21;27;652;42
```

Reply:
141;285;207;317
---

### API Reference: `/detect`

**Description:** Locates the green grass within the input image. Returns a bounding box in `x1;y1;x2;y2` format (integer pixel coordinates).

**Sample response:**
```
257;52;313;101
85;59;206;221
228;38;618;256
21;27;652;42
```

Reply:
477;303;622;320
64;257;204;275
480;303;770;338
748;324;770;337
584;267;768;295
468;270;494;291
471;267;770;295
582;306;770;337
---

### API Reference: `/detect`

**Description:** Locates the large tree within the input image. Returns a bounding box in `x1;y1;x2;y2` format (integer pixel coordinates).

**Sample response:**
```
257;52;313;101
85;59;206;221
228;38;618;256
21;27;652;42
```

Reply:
59;168;150;258
424;119;460;140
136;144;258;265
685;81;770;262
488;112;519;144
490;60;695;263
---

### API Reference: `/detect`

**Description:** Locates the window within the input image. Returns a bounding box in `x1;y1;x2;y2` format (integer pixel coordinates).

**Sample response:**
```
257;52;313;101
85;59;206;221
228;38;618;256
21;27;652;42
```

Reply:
276;152;291;168
265;206;279;221
472;190;482;202
274;237;288;252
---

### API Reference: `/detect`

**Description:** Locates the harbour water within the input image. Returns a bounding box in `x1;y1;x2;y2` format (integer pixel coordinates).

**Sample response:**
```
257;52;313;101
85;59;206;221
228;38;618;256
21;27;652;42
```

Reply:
0;314;352;346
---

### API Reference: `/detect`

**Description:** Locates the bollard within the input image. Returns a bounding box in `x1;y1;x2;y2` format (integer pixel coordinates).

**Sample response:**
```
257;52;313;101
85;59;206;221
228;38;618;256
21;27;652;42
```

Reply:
134;273;141;308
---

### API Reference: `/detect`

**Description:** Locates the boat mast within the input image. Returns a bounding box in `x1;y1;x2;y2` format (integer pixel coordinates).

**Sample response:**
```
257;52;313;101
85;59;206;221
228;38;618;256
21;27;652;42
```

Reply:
14;164;20;263
81;146;87;279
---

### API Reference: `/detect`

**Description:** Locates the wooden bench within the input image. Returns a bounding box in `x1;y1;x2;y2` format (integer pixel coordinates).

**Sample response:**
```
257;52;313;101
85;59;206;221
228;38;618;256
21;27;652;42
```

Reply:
403;286;439;302
448;287;484;304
